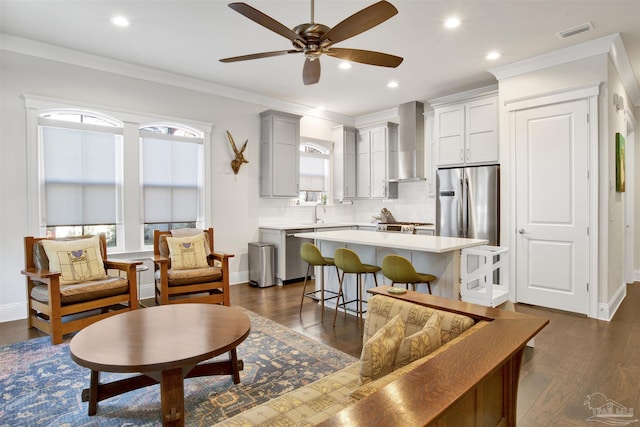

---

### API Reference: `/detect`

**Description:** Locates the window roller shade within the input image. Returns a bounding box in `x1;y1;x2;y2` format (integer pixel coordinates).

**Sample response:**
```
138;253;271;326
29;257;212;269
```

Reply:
142;136;200;223
42;126;119;226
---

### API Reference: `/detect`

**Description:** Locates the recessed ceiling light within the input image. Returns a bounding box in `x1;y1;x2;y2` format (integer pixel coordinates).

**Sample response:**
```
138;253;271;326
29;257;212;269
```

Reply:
387;81;399;88
111;16;130;27
444;17;461;29
486;51;501;60
338;62;352;70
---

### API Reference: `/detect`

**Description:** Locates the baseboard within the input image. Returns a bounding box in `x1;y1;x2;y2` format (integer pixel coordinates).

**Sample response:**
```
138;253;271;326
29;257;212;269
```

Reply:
0;302;27;322
597;281;627;321
138;283;155;300
231;271;248;286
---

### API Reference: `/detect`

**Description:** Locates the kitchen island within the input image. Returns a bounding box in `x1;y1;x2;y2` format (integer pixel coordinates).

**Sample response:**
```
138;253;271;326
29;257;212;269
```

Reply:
259;223;357;284
293;229;487;303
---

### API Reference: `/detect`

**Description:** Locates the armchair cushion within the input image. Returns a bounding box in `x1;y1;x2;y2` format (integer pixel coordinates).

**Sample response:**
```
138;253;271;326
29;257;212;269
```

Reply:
30;276;129;305
155;266;223;286
166;234;209;270
39;236;106;285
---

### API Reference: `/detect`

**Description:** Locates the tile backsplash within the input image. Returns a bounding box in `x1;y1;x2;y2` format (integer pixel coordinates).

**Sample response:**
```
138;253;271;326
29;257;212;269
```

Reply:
259;181;435;225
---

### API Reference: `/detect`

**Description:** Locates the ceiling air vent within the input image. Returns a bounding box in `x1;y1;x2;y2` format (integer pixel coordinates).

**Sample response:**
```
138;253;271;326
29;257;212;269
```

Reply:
556;22;593;39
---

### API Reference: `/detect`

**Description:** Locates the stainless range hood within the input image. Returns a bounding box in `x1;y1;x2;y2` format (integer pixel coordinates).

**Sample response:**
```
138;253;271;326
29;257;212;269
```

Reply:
390;101;426;182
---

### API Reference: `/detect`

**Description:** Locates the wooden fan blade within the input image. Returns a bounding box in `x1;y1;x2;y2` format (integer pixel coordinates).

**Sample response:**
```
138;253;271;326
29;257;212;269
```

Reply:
228;3;303;43
220;50;300;62
326;48;403;68
318;1;398;46
303;58;321;85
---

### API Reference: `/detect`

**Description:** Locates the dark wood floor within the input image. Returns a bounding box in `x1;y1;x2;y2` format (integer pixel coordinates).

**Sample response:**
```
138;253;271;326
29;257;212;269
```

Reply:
3;281;640;425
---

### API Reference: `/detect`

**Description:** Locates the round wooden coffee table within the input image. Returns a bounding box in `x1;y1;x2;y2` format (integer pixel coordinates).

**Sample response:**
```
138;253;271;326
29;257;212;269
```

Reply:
70;304;251;427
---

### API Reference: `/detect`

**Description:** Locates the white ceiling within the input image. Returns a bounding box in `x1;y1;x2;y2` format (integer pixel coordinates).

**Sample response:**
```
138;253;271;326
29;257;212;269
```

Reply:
1;0;639;118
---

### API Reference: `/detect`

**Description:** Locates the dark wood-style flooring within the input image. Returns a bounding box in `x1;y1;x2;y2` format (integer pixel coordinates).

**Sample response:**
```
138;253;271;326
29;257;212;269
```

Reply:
3;281;639;425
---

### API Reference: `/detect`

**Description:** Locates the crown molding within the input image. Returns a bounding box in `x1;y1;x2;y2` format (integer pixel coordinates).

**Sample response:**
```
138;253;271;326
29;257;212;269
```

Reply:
354;107;398;128
0;34;355;125
427;84;498;108
488;33;640;107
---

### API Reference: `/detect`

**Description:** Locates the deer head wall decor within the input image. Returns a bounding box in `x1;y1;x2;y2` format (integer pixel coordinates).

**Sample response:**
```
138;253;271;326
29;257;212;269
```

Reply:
226;130;249;175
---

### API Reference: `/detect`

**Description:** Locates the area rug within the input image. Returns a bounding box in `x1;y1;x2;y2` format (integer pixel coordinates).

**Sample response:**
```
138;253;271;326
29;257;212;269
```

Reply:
0;306;357;427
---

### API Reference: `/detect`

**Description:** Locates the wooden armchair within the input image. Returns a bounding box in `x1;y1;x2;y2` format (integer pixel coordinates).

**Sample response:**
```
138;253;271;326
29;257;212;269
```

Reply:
153;228;233;305
22;233;140;345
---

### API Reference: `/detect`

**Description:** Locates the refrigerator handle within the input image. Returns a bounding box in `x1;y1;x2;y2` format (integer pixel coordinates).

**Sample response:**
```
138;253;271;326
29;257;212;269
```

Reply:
462;176;469;238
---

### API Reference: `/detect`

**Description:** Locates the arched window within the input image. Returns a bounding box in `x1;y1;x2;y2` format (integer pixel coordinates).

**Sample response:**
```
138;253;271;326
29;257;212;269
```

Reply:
38;110;123;246
140;123;204;244
299;141;330;203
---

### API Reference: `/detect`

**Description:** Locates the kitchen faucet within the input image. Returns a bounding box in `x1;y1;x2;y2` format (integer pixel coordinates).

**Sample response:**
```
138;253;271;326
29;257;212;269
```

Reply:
314;202;326;224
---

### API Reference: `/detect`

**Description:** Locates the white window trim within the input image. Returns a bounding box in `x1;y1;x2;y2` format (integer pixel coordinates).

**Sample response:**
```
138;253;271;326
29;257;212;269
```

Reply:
23;94;214;254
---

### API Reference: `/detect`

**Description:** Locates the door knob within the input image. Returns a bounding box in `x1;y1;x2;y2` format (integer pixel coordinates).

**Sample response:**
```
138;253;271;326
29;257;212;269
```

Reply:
518;228;526;234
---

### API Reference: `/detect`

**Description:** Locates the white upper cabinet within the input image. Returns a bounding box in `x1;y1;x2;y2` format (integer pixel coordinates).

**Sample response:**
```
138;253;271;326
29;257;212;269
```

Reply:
332;125;357;200
433;89;498;167
356;122;398;199
259;110;302;197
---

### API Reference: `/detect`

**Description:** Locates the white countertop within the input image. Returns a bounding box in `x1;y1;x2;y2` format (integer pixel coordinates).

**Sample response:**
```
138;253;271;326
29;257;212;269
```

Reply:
259;222;436;231
292;229;487;254
259;222;358;231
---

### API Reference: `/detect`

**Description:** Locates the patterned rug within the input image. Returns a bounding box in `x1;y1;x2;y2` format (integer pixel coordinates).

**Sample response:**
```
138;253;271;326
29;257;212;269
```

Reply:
0;306;357;427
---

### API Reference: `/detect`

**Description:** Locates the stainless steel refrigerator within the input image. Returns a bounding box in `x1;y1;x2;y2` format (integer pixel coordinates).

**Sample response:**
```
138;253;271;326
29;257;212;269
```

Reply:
436;165;499;245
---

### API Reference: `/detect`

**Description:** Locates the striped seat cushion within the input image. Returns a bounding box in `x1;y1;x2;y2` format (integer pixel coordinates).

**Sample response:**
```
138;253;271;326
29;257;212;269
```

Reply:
30;276;129;305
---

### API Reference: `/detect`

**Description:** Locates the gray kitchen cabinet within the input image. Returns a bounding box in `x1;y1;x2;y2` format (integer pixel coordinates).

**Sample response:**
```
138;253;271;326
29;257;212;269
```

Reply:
432;87;498;167
356;122;398;199
332;125;357;200
259;110;302;197
259;225;355;284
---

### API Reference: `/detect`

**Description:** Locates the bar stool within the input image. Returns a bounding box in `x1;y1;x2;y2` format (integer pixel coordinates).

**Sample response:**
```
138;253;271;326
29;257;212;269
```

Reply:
381;254;437;294
333;248;380;331
299;243;339;322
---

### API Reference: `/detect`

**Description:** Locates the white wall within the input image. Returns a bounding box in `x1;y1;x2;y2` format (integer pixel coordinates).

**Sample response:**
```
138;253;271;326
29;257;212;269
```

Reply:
635;104;640;277
606;58;631;299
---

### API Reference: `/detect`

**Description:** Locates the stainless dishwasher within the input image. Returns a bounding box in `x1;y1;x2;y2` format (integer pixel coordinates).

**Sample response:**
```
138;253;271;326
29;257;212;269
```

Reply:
284;229;314;283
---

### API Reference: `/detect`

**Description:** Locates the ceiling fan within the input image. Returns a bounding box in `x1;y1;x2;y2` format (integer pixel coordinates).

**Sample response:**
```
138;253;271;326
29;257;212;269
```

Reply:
219;0;403;85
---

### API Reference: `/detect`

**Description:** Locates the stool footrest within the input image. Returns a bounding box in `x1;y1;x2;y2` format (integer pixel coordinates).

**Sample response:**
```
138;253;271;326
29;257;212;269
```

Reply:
303;289;339;302
337;299;367;314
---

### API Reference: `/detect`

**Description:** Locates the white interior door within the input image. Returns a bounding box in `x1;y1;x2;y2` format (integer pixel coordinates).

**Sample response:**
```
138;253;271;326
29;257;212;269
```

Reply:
515;99;589;314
